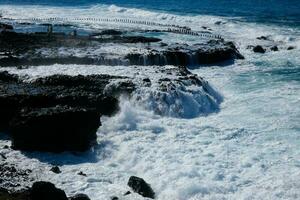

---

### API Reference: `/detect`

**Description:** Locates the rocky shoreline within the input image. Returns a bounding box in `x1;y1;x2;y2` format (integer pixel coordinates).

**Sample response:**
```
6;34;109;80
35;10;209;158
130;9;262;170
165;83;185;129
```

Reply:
0;22;245;199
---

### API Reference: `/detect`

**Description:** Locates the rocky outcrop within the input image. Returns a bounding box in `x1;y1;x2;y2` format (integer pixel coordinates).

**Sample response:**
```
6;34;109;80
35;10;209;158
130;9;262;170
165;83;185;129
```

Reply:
0;71;134;152
30;182;68;200
127;176;155;199
0;181;91;200
0;23;13;30
10;106;100;152
253;45;266;53
126;40;244;66
270;46;279;51
0;162;33;190
0;31;243;67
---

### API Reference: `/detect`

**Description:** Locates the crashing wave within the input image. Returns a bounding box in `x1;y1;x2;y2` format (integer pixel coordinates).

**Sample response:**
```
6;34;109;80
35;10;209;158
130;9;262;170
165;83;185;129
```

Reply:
0;64;223;118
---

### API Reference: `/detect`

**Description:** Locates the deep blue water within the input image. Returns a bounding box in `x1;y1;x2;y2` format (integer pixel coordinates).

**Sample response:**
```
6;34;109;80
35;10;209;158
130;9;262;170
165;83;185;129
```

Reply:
1;0;300;27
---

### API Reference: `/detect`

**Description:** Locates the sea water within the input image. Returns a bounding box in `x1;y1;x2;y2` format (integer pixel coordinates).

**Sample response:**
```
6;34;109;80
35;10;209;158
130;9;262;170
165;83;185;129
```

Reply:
0;1;299;199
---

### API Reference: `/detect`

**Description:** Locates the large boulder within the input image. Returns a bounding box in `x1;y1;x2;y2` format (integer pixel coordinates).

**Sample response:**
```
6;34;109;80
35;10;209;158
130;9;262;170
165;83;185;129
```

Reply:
253;45;266;53
128;176;155;199
30;182;68;200
10;106;100;152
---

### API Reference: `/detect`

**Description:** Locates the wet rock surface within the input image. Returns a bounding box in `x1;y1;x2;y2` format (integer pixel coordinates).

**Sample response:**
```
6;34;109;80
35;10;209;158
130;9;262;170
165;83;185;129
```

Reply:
0;71;135;152
127;176;155;199
253;45;266;53
10;106;101;152
0;181;91;200
0;162;33;191
0;30;243;67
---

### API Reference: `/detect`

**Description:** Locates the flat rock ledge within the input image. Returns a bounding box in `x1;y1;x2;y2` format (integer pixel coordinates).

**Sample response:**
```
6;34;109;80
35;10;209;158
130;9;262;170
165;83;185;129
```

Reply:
0;31;244;67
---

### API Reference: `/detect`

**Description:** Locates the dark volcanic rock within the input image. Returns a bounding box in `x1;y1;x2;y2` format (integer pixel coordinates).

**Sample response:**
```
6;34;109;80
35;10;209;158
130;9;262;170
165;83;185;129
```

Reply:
0;188;30;200
0;162;32;191
128;176;155;199
0;181;91;200
77;171;87;177
253;45;266;53
70;193;91;200
124;191;131;196
126;40;244;66
0;23;13;30
0;31;242;67
270;46;279;51
287;46;295;50
10;106;100;152
30;182;68;200
0;71;134;152
50;166;61;174
257;36;270;41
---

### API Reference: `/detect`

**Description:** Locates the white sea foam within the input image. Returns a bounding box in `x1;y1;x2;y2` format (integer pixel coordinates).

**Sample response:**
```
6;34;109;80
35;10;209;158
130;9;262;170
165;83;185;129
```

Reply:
0;64;222;118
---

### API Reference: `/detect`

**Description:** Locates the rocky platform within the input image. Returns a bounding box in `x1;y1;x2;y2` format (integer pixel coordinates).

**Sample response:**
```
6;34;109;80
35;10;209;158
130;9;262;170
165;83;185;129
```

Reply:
0;71;134;152
0;30;243;67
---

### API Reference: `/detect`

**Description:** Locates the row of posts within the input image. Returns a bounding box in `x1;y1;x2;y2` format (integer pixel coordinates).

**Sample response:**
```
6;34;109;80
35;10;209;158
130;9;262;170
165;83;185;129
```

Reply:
6;17;222;39
29;17;191;30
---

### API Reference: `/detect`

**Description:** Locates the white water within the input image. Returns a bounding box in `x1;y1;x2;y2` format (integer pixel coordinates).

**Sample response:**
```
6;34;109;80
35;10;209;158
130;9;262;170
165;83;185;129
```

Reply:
0;3;300;200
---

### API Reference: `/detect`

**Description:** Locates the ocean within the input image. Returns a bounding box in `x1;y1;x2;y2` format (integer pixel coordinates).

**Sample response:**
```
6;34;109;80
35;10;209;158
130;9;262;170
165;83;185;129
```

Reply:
0;0;299;199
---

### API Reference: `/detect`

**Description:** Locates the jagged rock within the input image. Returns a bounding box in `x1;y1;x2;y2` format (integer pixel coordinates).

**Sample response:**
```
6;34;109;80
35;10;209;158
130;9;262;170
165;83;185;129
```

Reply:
30;182;68;200
0;71;134;133
0;31;243;67
127;176;155;199
10;106;100;152
0;163;32;192
126;41;243;66
253;45;266;53
50;166;61;174
124;191;131;196
0;181;90;200
77;171;87;177
257;36;270;40
70;194;91;200
270;46;279;51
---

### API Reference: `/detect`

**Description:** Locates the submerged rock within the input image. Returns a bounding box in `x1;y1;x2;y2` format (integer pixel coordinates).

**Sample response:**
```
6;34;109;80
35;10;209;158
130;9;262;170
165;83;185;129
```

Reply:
253;45;266;53
128;176;155;199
